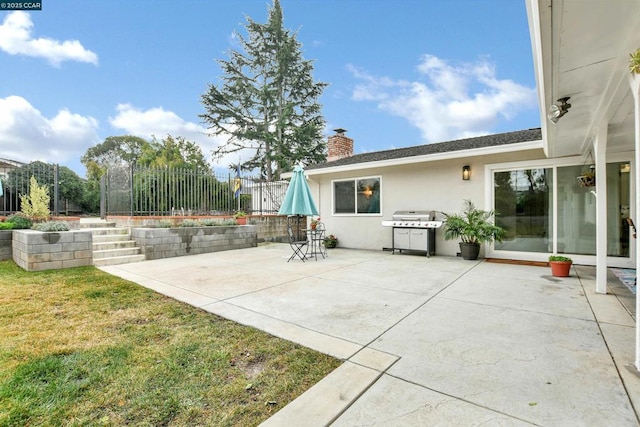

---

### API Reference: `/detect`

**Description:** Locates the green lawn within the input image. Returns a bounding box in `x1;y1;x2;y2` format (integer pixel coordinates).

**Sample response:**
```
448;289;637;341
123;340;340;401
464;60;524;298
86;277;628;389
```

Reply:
0;261;341;426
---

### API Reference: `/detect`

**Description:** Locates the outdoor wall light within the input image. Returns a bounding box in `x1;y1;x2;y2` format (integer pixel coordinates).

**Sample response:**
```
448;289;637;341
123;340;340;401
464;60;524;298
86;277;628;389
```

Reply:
547;97;571;124
462;165;471;181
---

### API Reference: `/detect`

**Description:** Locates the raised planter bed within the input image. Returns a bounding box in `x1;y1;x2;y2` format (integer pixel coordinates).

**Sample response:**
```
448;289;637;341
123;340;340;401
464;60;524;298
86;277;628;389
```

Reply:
131;225;257;260
12;229;93;271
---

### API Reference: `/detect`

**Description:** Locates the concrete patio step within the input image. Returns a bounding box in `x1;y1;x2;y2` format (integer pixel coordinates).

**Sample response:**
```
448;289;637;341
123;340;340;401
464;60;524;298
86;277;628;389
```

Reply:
93;240;137;251
84;227;129;236
92;233;132;243
93;254;146;267
84;223;145;267
93;246;142;260
79;220;117;229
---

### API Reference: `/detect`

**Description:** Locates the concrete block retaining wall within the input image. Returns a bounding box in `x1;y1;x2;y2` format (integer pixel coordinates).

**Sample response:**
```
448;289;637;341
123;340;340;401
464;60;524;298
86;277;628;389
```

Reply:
12;230;93;271
109;215;290;243
131;226;258;260
0;230;12;261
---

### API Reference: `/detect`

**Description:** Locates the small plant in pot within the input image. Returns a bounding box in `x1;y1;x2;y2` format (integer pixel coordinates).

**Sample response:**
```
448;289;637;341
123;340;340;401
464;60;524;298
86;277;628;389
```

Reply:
442;200;505;260
324;234;338;248
548;255;572;277
233;211;247;225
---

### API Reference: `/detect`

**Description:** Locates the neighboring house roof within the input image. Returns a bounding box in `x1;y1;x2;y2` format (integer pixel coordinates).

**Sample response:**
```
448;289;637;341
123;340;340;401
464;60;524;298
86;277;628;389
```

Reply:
306;128;542;173
0;158;26;168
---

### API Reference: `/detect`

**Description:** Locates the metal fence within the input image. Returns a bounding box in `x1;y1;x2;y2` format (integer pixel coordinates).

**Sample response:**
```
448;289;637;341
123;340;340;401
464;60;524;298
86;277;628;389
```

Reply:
0;162;60;216
103;165;289;217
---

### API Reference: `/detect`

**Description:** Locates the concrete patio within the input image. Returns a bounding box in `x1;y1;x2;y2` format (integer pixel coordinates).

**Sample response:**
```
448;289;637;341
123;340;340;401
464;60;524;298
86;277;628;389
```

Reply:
100;243;640;426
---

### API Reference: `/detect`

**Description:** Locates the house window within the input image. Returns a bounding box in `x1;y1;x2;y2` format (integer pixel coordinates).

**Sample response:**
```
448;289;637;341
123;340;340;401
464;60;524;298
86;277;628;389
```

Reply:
333;177;381;214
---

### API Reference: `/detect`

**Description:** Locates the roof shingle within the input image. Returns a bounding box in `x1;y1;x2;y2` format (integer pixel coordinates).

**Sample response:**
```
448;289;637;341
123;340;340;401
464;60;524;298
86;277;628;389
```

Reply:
307;128;542;170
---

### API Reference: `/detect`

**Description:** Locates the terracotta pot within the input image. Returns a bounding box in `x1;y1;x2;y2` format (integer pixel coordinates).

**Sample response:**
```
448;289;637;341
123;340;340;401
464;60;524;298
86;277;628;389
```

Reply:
549;261;572;277
236;217;247;225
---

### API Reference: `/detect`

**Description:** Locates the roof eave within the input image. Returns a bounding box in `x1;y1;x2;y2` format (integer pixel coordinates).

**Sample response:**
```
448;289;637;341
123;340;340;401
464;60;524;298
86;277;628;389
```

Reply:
304;140;544;177
526;0;552;157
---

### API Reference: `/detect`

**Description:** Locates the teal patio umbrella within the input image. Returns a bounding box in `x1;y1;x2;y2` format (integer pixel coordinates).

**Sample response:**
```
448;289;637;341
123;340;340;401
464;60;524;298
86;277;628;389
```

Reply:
278;166;318;241
278;165;319;217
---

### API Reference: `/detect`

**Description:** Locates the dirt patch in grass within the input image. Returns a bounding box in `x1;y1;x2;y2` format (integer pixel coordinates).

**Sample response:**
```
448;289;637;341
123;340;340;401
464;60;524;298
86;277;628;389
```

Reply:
0;261;341;426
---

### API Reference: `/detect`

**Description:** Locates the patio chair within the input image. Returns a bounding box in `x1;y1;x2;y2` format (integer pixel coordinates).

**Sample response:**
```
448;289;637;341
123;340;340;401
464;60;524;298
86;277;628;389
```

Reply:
287;223;308;262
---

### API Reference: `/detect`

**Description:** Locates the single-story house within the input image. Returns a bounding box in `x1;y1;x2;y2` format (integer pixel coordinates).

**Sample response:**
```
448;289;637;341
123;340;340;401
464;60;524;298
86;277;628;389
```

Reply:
299;0;640;370
0;157;25;179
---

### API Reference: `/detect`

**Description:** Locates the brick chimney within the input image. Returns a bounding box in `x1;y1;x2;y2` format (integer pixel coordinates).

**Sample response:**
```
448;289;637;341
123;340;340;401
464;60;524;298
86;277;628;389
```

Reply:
327;128;353;162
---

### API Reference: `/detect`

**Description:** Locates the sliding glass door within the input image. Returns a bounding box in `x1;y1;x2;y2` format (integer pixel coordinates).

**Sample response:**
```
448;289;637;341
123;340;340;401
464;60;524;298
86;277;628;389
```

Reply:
491;159;632;265
494;168;552;253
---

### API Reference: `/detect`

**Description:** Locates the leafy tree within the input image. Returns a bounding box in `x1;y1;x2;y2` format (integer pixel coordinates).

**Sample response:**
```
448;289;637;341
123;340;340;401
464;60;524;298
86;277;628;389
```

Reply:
200;0;327;181
81;135;151;214
81;135;150;180
7;161;86;212
139;135;210;170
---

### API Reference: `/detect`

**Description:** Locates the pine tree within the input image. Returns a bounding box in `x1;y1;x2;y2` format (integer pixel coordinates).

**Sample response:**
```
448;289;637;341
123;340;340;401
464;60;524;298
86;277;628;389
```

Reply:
200;0;327;181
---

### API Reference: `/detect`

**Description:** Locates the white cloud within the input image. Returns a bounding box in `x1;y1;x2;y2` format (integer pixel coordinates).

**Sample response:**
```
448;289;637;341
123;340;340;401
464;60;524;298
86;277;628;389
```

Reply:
109;104;243;169
0;95;99;165
0;11;98;66
349;54;537;143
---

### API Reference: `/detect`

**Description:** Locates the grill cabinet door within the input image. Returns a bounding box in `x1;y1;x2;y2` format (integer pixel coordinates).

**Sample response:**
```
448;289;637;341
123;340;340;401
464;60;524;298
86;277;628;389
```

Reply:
410;229;428;251
393;228;411;250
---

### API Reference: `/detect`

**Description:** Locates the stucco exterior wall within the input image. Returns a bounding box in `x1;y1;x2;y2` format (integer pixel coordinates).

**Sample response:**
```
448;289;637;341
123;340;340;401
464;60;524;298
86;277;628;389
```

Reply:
309;148;545;257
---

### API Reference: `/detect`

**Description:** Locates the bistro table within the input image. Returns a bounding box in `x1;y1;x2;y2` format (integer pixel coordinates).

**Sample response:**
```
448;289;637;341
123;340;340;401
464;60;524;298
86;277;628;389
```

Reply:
304;227;326;261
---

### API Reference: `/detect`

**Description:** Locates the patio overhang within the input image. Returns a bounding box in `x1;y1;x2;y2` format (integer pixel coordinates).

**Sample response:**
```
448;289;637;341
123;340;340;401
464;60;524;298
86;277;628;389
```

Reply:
527;0;640;371
526;0;640;159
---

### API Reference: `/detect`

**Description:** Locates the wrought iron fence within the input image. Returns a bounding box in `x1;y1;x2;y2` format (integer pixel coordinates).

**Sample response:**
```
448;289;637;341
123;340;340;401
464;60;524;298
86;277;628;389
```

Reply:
103;165;288;217
0;162;60;216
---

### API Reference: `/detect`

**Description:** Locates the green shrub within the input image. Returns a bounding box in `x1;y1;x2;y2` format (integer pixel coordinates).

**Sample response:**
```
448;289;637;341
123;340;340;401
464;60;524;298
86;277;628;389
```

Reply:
179;219;202;227
157;220;173;228
31;221;70;232
5;213;33;229
20;176;51;221
0;222;13;230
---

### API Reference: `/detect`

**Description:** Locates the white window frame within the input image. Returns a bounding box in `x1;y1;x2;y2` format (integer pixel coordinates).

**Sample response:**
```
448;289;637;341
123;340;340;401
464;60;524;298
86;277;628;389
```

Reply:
331;175;382;216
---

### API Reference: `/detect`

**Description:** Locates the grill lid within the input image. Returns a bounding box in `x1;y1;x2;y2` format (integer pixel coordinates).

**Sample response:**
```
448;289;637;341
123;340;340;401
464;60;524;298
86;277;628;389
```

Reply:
391;210;436;221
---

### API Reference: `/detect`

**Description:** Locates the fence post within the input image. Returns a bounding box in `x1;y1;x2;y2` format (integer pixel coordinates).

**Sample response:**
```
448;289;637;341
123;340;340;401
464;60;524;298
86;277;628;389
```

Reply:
53;164;59;216
130;163;135;216
100;173;106;219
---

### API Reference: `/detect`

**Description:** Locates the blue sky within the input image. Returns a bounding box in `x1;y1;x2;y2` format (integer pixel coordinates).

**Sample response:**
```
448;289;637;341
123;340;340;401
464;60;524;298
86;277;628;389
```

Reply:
0;0;539;177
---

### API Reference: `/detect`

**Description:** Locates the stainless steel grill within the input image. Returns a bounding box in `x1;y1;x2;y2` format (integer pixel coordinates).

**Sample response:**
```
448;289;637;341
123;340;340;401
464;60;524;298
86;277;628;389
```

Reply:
381;210;442;256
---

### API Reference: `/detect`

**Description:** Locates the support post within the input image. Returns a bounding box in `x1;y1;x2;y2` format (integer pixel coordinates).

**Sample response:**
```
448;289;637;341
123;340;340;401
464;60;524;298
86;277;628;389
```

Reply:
629;73;640;370
595;121;608;294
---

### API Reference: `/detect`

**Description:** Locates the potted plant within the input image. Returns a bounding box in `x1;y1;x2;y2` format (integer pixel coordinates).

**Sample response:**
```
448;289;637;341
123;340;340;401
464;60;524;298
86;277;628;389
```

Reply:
310;217;320;230
233;211;247;225
548;255;572;277
629;47;640;74
577;169;595;188
442;200;505;260
324;234;338;249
